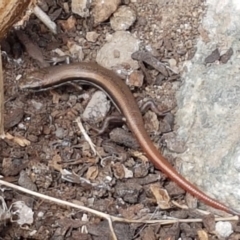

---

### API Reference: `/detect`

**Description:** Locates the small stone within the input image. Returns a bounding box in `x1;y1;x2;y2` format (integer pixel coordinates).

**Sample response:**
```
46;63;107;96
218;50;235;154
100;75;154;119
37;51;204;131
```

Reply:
58;16;76;31
92;0;121;25
115;182;142;204
31;100;43;110
96;31;139;70
82;91;111;124
27;135;38;143
127;70;144;87
86;31;100;42
215;222;233;238
55;127;66;139
110;5;136;31
67;41;84;61
71;0;89;17
204;48;220;63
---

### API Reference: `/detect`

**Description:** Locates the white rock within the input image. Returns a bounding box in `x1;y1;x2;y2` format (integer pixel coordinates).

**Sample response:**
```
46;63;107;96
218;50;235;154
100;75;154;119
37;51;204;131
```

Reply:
123;165;133;178
31;100;43;110
215;221;233;238
96;31;139;70
92;0;121;25
110;5;136;31
71;0;89;17
82;91;111;123
67;41;84;61
86;31;100;42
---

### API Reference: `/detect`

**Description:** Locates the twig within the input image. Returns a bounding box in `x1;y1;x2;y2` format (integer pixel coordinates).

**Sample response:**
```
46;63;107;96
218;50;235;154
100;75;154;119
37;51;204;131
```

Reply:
0;179;117;240
33;5;57;34
0;179;238;240
74;117;102;160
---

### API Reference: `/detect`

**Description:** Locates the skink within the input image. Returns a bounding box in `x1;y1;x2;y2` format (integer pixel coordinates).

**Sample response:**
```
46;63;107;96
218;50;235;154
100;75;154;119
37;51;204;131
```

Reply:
19;62;240;216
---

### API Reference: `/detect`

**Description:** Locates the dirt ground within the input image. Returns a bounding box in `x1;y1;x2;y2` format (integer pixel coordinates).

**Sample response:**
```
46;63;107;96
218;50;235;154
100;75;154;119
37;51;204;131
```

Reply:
1;0;240;239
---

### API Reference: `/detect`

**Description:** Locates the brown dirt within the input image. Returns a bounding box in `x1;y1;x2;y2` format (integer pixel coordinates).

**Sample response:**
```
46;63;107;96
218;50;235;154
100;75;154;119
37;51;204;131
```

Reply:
1;0;240;239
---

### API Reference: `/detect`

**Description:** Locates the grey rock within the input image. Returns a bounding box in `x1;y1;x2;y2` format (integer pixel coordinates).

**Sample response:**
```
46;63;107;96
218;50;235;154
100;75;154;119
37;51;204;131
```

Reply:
175;0;240;210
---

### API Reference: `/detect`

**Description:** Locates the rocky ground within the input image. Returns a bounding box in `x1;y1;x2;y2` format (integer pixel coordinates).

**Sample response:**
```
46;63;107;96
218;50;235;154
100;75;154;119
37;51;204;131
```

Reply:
0;0;239;239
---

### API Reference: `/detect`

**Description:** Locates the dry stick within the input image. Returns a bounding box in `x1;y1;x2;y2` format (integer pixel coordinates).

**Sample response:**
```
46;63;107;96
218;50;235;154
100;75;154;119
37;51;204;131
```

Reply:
0;180;237;239
0;180;118;240
75;117;99;157
33;5;57;34
0;49;4;137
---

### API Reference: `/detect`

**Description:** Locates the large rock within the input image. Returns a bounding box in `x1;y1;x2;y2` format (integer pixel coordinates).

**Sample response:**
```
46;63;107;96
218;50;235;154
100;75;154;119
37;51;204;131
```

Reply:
175;0;240;211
